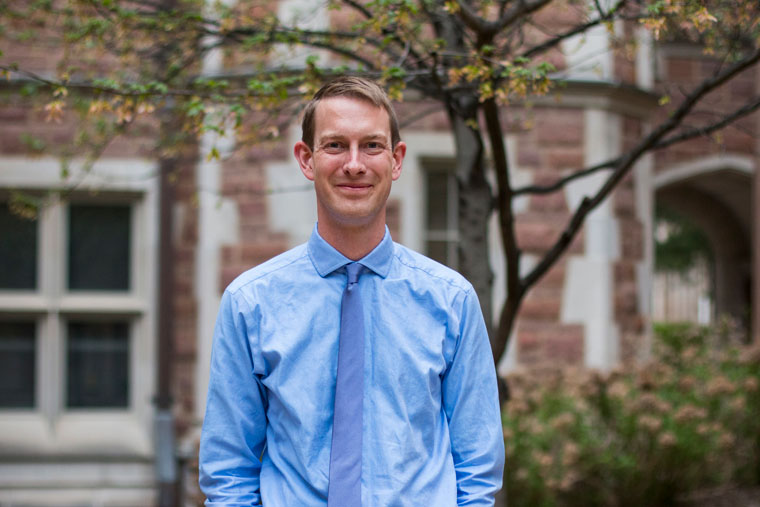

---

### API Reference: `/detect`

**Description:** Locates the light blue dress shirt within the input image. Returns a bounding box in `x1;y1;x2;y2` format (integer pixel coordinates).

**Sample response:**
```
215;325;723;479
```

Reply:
199;225;504;506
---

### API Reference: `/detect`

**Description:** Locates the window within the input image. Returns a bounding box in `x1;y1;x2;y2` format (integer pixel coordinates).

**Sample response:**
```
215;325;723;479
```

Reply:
0;205;37;290
0;321;35;408
0;158;157;456
423;160;459;269
0;206;38;409
68;204;131;292
0;198;137;412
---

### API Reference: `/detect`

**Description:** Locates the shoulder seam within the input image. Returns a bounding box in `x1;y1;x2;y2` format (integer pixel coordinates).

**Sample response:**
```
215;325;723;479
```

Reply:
227;247;309;295
393;248;472;294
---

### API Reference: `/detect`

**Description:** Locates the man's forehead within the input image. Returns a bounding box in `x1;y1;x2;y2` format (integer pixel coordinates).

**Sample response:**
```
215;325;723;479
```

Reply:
313;96;392;139
315;94;383;112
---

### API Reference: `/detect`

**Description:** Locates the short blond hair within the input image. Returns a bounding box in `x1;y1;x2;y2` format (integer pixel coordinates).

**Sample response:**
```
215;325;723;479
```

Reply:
301;76;401;149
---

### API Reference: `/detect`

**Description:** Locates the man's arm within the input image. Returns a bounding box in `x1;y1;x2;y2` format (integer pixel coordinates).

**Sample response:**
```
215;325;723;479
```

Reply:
199;290;268;506
442;289;505;506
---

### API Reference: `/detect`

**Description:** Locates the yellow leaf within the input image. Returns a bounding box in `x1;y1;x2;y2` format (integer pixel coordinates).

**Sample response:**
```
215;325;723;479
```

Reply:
206;146;220;162
88;99;112;114
443;1;459;13
44;100;64;123
136;102;155;115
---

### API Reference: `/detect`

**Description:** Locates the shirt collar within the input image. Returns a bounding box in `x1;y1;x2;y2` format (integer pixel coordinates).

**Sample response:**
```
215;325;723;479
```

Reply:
307;223;394;279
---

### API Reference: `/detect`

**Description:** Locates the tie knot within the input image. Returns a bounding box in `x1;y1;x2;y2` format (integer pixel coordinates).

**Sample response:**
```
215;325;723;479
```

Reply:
345;262;363;285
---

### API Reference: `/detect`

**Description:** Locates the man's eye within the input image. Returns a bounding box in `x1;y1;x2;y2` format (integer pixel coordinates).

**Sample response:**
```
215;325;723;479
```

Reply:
365;142;384;152
323;142;343;151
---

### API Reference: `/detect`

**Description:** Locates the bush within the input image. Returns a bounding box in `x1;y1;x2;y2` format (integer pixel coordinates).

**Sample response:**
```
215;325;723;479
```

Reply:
503;322;760;507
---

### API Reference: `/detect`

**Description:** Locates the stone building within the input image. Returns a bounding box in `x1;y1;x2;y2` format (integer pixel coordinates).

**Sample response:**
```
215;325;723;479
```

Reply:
0;3;758;505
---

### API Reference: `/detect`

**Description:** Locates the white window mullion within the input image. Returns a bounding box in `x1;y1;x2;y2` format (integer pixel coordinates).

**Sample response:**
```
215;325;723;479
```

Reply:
131;197;144;299
39;195;58;306
43;198;63;422
39;312;59;424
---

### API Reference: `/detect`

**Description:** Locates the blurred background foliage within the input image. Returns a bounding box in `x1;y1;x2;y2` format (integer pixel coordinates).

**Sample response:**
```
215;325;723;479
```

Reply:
502;322;760;506
654;205;714;275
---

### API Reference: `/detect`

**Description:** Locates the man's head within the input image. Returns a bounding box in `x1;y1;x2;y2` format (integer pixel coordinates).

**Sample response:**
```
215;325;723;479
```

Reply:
301;76;401;150
293;77;406;248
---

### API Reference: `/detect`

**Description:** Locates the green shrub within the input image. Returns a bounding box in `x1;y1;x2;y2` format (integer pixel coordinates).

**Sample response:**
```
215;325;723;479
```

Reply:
503;322;760;507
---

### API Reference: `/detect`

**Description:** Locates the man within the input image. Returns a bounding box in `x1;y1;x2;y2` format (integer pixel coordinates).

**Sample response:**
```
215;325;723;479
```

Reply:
199;76;504;506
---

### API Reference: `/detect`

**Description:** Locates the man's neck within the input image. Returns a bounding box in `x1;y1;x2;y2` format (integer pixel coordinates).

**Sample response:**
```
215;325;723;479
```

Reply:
317;215;386;261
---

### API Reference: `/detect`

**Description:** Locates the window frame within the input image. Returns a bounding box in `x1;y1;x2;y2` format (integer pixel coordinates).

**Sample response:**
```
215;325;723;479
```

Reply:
0;157;157;456
421;157;460;270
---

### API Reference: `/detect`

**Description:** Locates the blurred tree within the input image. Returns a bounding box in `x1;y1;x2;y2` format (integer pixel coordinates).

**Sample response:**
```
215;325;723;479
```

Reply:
654;204;713;274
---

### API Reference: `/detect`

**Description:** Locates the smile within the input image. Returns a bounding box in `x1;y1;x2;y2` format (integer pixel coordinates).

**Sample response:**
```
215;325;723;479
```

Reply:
337;184;372;191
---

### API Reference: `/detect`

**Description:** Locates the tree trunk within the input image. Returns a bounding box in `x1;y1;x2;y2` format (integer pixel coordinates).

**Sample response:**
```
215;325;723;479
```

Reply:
448;97;494;339
434;11;503;506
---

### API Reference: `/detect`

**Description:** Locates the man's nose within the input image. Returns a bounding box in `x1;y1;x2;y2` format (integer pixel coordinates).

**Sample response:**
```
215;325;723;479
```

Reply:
343;145;365;174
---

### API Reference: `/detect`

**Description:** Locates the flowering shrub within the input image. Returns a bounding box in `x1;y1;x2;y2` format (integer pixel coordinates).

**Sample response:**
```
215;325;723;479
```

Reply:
503;323;760;506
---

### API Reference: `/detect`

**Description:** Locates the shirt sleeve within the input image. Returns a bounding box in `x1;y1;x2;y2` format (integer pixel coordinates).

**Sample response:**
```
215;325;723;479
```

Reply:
199;289;268;506
442;288;505;506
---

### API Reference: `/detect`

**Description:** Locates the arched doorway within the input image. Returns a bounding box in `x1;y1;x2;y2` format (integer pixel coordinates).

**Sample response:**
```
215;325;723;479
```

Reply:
654;157;754;339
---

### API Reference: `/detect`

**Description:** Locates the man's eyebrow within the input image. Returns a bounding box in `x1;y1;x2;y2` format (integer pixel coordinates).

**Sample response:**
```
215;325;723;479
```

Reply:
363;134;389;141
317;132;389;142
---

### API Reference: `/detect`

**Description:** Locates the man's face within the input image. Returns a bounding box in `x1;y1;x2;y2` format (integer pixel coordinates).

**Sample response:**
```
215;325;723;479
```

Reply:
294;96;406;230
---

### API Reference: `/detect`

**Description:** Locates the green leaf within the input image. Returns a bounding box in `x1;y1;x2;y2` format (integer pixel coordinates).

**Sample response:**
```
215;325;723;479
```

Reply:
92;78;120;90
151;82;169;94
383;66;406;79
20;133;46;153
186;98;205;117
536;62;556;74
20;83;39;96
243;33;270;47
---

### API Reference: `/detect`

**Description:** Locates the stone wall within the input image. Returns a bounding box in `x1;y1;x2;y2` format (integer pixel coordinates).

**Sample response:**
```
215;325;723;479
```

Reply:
512;107;588;365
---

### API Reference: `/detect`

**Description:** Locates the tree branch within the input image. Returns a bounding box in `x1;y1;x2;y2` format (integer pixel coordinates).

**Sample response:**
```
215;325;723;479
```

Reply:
656;95;760;149
0;65;308;100
483;97;526;362
220;24;407;69
342;0;428;69
514;93;760;196
454;0;552;38
493;0;553;36
519;0;629;59
342;0;373;19
483;98;521;294
521;45;760;290
453;0;490;34
513;159;616;196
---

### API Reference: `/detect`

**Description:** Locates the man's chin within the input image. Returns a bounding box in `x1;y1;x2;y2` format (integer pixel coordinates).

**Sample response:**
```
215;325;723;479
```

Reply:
327;209;384;229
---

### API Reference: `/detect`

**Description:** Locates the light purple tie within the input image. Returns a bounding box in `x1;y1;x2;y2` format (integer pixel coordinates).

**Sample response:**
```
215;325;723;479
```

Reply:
327;262;365;506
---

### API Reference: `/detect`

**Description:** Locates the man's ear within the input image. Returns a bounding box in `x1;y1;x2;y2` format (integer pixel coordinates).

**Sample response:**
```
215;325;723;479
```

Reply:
294;141;315;181
391;141;406;181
